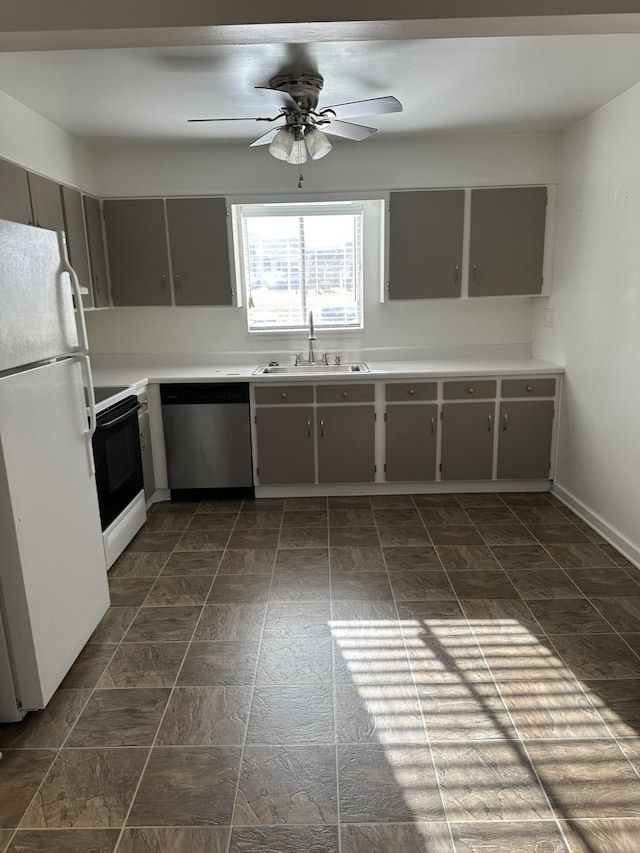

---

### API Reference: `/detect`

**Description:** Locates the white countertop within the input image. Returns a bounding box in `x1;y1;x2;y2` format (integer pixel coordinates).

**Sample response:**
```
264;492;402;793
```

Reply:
92;356;563;391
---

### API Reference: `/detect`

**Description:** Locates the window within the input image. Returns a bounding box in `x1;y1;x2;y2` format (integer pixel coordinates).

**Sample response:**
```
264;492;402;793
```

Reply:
234;201;364;332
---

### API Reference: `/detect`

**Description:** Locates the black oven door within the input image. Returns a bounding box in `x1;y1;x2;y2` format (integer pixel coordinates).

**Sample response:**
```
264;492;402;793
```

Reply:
92;395;143;530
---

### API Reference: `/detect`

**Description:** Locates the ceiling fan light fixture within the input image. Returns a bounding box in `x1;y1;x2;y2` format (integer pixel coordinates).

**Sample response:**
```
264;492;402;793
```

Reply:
305;127;332;160
288;137;308;165
268;128;294;161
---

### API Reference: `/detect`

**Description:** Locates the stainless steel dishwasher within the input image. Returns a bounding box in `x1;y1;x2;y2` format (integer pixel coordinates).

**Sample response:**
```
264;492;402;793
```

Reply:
160;384;253;496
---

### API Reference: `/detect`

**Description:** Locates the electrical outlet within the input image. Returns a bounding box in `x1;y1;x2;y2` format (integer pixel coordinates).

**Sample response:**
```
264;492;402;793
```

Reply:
544;308;555;328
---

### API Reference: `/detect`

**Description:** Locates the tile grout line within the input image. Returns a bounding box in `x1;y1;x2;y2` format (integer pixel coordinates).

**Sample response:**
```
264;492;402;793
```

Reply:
112;498;237;852
327;500;343;853
223;498;280;853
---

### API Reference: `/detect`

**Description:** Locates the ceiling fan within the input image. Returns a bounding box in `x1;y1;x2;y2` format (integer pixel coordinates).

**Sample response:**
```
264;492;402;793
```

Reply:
188;72;403;164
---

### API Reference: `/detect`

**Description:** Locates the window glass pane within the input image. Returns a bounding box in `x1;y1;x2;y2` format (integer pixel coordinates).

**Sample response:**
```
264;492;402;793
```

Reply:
238;203;363;332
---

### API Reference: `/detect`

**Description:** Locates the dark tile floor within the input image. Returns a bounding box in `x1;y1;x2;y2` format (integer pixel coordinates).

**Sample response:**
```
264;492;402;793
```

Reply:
2;492;640;852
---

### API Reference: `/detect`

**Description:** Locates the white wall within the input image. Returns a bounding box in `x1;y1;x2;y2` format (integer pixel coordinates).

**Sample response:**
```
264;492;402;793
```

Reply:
86;133;557;357
532;81;640;559
0;89;97;193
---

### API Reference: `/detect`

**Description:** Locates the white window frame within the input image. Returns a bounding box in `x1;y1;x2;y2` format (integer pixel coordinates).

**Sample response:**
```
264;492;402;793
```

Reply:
232;198;382;335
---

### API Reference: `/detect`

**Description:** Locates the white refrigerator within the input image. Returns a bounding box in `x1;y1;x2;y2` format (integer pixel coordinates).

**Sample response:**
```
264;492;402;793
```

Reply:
0;218;110;723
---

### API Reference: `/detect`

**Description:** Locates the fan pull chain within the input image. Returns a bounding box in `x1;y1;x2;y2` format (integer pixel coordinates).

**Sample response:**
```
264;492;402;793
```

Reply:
297;172;304;189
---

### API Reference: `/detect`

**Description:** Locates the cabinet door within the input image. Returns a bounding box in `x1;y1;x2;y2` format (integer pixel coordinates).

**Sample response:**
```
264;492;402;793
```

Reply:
83;195;110;308
138;409;156;502
103;199;171;306
497;400;554;480
255;407;315;484
27;172;65;231
0;158;32;224
469;186;547;296
61;186;92;307
388;190;464;299
166;197;233;306
317;406;375;483
441;402;495;480
385;404;437;482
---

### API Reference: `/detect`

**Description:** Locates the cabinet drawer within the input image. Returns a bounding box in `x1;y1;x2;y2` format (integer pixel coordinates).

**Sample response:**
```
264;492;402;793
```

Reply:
316;384;375;403
501;378;556;398
443;380;496;399
385;382;437;401
254;385;314;405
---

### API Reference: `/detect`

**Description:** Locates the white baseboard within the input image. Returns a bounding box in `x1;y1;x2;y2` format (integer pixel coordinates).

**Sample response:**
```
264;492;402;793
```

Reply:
255;480;552;498
552;483;640;570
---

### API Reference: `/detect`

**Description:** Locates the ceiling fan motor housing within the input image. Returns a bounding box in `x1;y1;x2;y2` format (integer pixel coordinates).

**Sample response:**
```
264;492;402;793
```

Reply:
269;73;324;113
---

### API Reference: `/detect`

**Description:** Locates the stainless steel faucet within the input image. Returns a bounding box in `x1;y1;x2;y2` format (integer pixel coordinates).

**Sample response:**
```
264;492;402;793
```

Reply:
307;310;316;364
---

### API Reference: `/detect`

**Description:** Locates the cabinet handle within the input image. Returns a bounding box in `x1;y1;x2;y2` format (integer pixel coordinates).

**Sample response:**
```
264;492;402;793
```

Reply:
161;274;167;292
526;385;533;392
94;275;101;293
175;273;181;294
342;391;349;398
487;414;492;432
430;416;435;434
320;419;325;437
307;419;311;436
454;265;460;284
472;265;478;285
409;388;415;396
467;387;475;394
281;392;287;399
503;413;508;431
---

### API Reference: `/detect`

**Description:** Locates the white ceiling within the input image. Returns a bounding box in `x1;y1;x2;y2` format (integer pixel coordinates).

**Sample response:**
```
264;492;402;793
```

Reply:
1;34;640;146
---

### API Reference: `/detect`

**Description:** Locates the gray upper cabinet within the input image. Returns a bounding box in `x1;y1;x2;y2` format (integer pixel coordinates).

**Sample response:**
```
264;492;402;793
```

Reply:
0;158;32;224
27;172;65;231
60;186;92;306
388;190;464;299
166;197;233;306
83;196;109;308
469;186;547;297
441;402;495;480
497;400;554;479
104;199;171;306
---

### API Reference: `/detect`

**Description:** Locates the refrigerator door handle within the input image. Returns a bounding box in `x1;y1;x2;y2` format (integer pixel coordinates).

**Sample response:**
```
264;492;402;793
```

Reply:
57;231;89;353
72;354;96;476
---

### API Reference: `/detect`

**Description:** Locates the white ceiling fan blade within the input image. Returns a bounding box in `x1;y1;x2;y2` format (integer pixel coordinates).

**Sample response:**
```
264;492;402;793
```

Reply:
249;126;285;147
254;86;301;112
320;96;403;120
188;116;276;123
322;120;378;141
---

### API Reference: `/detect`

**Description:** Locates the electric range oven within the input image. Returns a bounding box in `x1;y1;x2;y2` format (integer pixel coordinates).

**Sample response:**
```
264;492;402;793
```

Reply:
91;391;146;568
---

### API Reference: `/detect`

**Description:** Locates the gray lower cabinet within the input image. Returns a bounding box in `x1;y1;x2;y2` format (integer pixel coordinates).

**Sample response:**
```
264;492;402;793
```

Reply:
385;404;438;481
317;406;375;483
388;189;465;299
83;195;110;308
469;186;547;297
497;400;555;479
255;407;315;484
104;199;171;306
166;197;233;306
138;409;156;502
441;402;495;480
27;172;65;231
0;158;32;224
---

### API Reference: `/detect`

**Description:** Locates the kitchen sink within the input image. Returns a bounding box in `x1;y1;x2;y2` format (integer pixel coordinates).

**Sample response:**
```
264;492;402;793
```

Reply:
254;363;370;375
